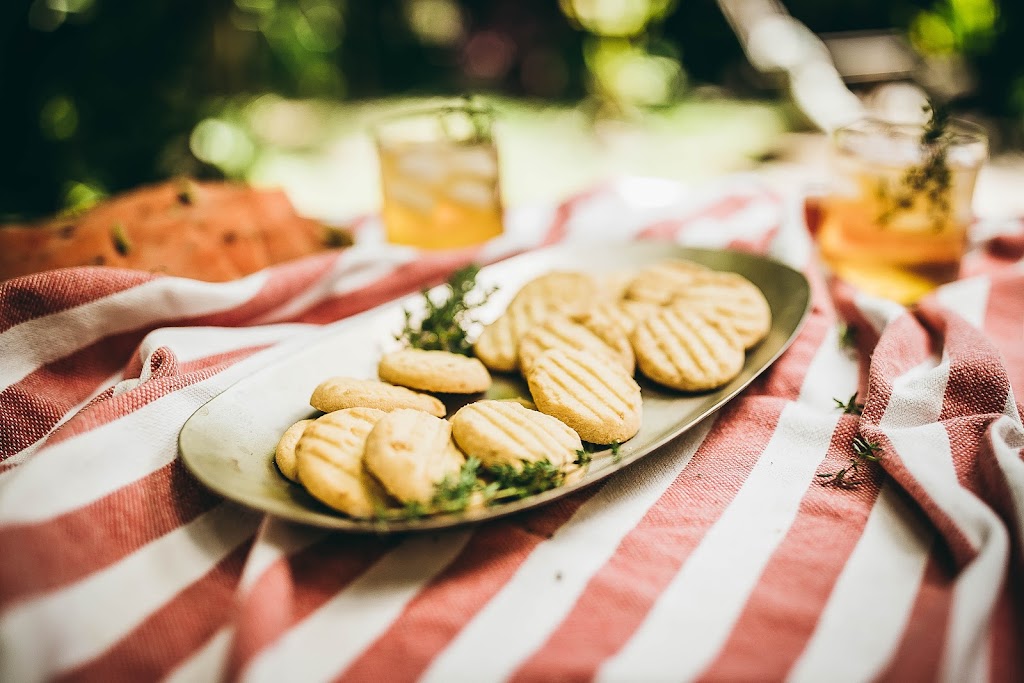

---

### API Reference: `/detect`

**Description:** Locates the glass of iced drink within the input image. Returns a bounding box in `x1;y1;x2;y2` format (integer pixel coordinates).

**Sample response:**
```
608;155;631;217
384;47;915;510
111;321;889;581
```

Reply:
812;116;987;304
374;100;504;249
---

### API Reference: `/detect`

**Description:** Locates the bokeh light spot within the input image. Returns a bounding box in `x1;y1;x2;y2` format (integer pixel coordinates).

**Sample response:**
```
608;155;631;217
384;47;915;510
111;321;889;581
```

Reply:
404;0;463;46
40;95;78;140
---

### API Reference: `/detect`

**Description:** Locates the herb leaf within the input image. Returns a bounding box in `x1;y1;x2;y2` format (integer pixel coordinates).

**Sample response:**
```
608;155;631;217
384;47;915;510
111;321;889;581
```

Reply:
396;264;495;356
484;460;566;502
111;222;131;256
833;393;865;416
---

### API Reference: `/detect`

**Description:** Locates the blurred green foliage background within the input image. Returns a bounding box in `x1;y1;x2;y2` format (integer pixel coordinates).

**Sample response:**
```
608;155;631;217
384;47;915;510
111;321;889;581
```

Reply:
1;0;1021;219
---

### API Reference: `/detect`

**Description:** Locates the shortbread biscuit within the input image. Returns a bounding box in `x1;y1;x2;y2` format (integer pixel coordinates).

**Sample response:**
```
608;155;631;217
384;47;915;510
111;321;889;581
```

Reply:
473;271;597;372
672;272;771;348
577;299;661;338
624;260;710;304
526;348;642;445
519;314;633;375
632;306;745;391
378;349;491;394
295;407;390;518
274;418;312;483
364;409;465;505
473;295;550;372
450;399;582;469
511;270;596;315
310;377;445;417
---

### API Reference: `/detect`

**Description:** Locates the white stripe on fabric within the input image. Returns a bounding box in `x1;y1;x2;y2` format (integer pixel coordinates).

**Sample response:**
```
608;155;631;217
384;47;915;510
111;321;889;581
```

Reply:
242;531;472;683
886;423;1008;683
936;276;991;329
796;324;860;408
478;204;558;261
879;356;949;431
420;417;717;683
237;518;327;595
854;291;907;336
252;248;416;325
786;481;933;682
0;273;270;390
768;194;814;270
161;626;233;683
597;405;840;683
0;504;259;683
0;331;311;523
136;323;315;366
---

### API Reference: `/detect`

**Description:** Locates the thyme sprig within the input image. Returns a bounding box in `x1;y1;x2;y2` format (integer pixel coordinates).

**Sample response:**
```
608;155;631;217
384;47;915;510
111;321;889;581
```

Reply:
818;433;884;488
396;264;496;356
833;393;864;416
876;103;953;232
374;455;573;522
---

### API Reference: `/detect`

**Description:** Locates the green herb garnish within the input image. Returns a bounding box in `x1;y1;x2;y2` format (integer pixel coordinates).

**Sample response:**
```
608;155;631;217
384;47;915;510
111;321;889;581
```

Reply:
818;432;884;488
837;323;858;354
574;449;592;466
110;222;131;256
484;460;567;502
833;393;864;416
397;264;495;356
876;103;953;232
610;441;622;463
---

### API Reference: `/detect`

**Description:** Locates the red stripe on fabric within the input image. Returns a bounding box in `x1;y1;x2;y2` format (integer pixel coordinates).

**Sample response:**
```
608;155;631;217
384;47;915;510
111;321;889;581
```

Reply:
228;534;396;680
0;331;137;460
510;397;784;682
54;537;253;683
0;460;220;608
727;225;780;254
876;552;954;683
0;268;160;334
540;183;609;246
294;251;481;325
636;194;756;241
697;416;882;681
186;253;339;327
982;274;1024;397
988;578;1023;683
337;491;595;683
44;344;267;448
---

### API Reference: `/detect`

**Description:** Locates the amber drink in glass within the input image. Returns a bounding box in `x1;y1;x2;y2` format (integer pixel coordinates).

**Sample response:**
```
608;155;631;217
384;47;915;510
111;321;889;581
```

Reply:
814;118;987;304
375;101;504;249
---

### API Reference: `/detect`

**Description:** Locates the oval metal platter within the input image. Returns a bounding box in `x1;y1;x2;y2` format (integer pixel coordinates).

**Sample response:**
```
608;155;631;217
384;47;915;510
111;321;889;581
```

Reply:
179;242;811;533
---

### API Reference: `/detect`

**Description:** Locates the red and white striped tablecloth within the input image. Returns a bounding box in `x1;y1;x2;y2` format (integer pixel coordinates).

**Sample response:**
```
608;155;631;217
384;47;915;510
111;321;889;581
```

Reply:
1;177;1022;682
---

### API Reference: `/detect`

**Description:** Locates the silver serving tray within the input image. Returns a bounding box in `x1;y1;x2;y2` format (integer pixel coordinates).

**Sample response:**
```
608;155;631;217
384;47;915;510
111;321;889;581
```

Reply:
178;243;811;532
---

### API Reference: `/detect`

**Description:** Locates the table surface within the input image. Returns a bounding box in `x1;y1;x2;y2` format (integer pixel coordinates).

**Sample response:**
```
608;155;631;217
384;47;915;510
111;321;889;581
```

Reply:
0;174;1021;682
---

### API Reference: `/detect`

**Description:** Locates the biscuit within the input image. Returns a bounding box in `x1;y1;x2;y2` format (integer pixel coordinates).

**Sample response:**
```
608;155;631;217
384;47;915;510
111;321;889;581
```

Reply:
473;271;597;373
295;407;390;518
450;399;582;469
526;348;642;445
576;299;661;338
519;314;633;376
473;295;549;372
364;409;466;505
274;418;312;483
624;260;710;305
631;306;745;391
672;272;771;348
511;270;596;315
310;377;445;417
378;349;491;394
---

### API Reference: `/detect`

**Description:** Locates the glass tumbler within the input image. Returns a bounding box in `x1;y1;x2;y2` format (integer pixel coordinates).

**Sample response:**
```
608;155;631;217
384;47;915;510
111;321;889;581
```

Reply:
811;117;987;304
374;100;504;249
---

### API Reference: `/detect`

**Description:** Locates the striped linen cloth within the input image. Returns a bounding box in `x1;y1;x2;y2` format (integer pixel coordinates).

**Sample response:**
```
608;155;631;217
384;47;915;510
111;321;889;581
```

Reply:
0;176;1022;682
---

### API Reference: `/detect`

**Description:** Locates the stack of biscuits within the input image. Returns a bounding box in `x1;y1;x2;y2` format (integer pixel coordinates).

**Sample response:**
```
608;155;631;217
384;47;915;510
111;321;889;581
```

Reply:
275;258;771;519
